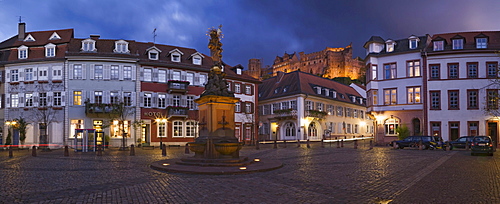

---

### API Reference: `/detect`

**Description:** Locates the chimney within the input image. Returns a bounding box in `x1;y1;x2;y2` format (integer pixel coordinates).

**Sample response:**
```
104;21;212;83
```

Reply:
90;34;100;40
18;22;26;41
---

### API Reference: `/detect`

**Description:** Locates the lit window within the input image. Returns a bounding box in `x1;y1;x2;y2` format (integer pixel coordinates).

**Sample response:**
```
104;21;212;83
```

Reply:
73;91;82;105
385;40;395;52
384;89;397;105
186;121;196;137
407;87;421;104
173;121;183;137
158;123;166;138
407;60;420;77
384;118;399;135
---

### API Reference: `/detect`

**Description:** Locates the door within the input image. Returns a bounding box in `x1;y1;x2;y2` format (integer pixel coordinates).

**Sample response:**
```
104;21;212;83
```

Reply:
449;122;459;141
488;122;498;147
141;124;150;144
13;129;19;146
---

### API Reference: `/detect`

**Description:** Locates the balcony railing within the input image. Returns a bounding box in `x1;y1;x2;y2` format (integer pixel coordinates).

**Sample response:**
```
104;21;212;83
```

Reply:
167;80;189;93
305;110;328;119
85;103;120;114
272;109;298;120
167;106;189;118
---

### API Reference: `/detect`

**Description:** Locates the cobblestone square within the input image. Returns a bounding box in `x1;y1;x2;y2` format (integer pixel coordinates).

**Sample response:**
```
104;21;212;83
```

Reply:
0;141;498;203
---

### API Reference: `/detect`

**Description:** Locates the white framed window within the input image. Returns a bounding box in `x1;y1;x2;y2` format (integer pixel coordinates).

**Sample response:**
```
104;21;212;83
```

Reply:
94;91;103;104
73;64;83;79
172;71;181;81
110;92;119;104
186;73;194;85
408;35;419;49
45;43;56;57
38;67;48;81
49;32;61;40
73;91;82;106
186;120;196;137
235;83;241;93
476;38;487;48
371;65;377;80
111;65;119;80
143;93;152;107
452;39;463;50
245;102;252;113
81;39;96;52
148;49;159;60
407;87;421;104
384;88;397;105
114;40;129;53
18;45;28;59
158;70;167;83
193;56;201;65
433;41;444;51
53;92;62;106
94;65;103;79
25;93;33;107
158;123;166;138
199;74;207;85
123;92;132;106
52;66;63;80
187;96;195;110
173;95;181;106
245;85;252;95
172;54;181;62
169;49;184;62
385;40;395;52
25;68;33;81
158;93;166;108
173;121;183;137
123;66;132;80
11;94;19;107
143;68;152;81
10;70;19;82
235;102;241;112
39;92;48;107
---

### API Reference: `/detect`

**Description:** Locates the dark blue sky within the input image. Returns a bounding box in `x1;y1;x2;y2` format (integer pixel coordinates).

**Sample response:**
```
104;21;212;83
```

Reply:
1;0;499;68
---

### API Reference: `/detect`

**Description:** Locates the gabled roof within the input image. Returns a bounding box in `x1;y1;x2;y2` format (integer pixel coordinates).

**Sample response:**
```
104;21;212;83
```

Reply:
363;36;385;48
259;71;364;106
425;31;500;52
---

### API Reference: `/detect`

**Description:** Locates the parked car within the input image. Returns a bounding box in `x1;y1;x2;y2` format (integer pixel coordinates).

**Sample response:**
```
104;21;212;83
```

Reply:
393;136;437;149
470;136;494;156
449;136;474;150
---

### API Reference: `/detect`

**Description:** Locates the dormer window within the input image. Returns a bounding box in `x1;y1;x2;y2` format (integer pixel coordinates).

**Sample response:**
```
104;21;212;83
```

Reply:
169;48;184;62
49;32;61;40
18;45;28;59
452;39;464;50
408;35;420;49
45;43;56;57
332;91;337;98
146;46;161;60
476;37;487;49
385;39;396;52
190;52;204;65
315;86;321;94
114;40;129;53
81;39;96;52
433;40;444;51
236;67;242;75
24;34;35;42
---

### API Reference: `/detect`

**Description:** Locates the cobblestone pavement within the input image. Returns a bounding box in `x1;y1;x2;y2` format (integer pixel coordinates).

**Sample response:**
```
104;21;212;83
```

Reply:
0;141;498;204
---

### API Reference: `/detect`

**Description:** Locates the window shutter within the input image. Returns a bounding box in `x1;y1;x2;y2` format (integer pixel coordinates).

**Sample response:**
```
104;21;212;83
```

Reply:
69;90;73;106
132;66;137;81
167;70;173;81
152;93;158;108
90;91;95;103
6;94;10;108
167;94;173;106
47;91;53;106
119;65;124;80
89;64;95;80
250;102;254;114
61;91;66;106
103;65;110;80
194;76;199;85
181;72;187;81
104;91;110;104
5;70;10;82
19;70;24;81
152;69;159;82
82;64;87;80
139;67;144;81
181;95;187;106
139;92;144;107
18;93;25;107
33;92;39;107
131;92;136;106
251;85;254;95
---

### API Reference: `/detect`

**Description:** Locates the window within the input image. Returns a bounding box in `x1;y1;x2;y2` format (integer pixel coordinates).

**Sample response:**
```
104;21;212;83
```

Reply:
430;64;440;79
110;120;130;138
384;118;399;135
452;39;463;50
407;87;421;104
114;40;129;53
431;122;441;137
173;121;183;137
448;90;459;110
336;106;343;116
407;60;420;77
10;94;19;107
94;65;103;79
371;65;377;80
73;64;83;79
487;62;498;78
45;43;56;57
149;51;158;60
199;74;207;85
235;83;241;93
172;71;181;81
111;65;119;80
245;85;252;95
25;68;33;81
143;93;152;107
384;63;396;79
52;66;63;80
284;122;296;137
290;100;297;110
10;70;19;82
487;89;498;110
245;102;252;113
186;73;194;85
94;91;103;104
316;102;324;111
25;93;33;107
53;92;62;106
171;54;181;62
467;90;478;109
143;68;152;81
448;64;458;79
193;56;202;65
73;91;82;105
384;89;397;105
409;36;419;49
158;94;166;108
18;45;28;59
235;102;241;112
433;41;444;51
386;41;395;52
186;121;196;137
372;90;378;105
327;105;334;115
157;70;166;83
38;67;48;81
123;92;132;106
467;63;478;78
476;38;487;49
39;93;47;107
187;96;195;110
305;101;313;110
281;101;289;110
173;95;181;106
308;122;317;137
110;92;119;104
430;91;441;110
158;123;166;138
123;66;132;80
468;121;479;136
81;39;96;52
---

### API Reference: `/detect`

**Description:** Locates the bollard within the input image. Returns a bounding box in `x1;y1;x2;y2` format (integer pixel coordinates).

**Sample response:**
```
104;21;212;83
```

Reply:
321;139;324;148
297;139;301;148
185;143;190;154
354;140;358;149
393;141;397;149
283;140;287;148
273;140;277;149
419;141;423;150
446;142;451;151
162;144;167;156
307;139;311;148
256;141;260;150
465;141;470;150
129;145;135;156
369;140;373;150
9;146;13;158
32;146;37;157
337;139;340;148
341;139;344;148
64;145;69;157
97;145;102;156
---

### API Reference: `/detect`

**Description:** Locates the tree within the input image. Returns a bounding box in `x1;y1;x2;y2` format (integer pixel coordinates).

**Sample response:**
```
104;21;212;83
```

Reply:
396;124;410;140
13;117;28;146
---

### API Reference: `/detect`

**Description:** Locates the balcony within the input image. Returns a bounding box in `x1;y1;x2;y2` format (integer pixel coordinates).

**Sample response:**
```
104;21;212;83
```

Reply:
306;110;328;119
167;80;189;94
167;106;189;119
272;109;298;120
85;103;120;114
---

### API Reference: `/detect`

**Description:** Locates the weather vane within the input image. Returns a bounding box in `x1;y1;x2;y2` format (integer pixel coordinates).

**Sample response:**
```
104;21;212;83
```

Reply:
152;28;157;44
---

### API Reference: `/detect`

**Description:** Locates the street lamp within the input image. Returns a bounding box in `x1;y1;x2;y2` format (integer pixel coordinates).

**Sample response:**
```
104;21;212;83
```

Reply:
5;120;17;146
155;118;167;149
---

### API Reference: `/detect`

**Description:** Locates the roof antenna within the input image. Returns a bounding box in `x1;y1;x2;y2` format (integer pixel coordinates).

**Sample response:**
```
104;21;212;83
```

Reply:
18;16;24;23
152;28;157;44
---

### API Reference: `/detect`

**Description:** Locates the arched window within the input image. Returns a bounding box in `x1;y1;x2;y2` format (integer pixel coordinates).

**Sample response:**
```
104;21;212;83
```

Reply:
308;122;317;137
284;122;296;137
384;118;400;135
